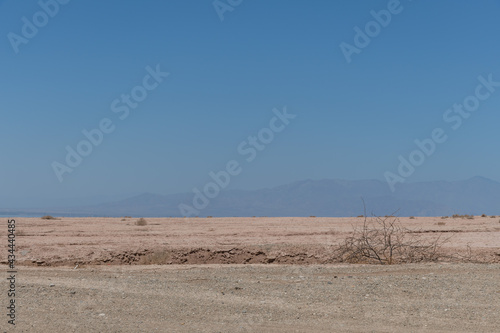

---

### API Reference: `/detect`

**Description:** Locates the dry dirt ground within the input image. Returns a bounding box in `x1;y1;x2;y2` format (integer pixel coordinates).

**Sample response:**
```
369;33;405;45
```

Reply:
1;216;500;332
1;264;499;332
1;216;499;266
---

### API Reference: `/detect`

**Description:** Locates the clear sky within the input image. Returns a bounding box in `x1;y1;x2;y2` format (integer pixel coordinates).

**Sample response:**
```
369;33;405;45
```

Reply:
1;0;499;205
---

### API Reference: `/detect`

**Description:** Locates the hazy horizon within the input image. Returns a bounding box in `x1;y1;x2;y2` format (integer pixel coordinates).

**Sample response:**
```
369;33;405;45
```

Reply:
2;176;499;217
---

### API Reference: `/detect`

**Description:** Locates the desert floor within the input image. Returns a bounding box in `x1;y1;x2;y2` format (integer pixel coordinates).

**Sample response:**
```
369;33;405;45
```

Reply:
1;216;499;332
1;216;499;265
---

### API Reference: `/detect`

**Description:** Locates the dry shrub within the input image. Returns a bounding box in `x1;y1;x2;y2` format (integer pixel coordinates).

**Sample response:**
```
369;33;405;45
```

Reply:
310;215;316;218
337;214;448;265
452;214;475;219
437;222;446;226
135;218;147;226
481;214;487;217
409;216;415;219
41;215;57;220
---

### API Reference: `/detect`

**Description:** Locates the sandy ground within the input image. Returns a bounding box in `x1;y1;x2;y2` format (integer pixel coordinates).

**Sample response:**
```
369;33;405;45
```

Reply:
1;216;499;332
1;216;499;266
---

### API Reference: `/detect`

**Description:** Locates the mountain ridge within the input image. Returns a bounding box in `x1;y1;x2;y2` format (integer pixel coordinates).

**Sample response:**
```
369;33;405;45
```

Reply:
5;177;498;217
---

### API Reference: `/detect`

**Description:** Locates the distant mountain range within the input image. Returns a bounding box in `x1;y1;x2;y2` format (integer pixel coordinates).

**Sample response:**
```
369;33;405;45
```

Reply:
3;177;499;217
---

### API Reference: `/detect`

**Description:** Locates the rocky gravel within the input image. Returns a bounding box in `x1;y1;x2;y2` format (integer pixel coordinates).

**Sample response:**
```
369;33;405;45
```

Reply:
1;263;499;332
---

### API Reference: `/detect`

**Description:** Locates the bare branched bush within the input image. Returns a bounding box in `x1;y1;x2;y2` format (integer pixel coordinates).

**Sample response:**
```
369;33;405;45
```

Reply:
337;214;449;265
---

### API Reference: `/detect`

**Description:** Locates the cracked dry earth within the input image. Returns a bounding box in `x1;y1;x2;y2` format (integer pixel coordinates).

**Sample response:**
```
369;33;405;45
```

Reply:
1;217;499;332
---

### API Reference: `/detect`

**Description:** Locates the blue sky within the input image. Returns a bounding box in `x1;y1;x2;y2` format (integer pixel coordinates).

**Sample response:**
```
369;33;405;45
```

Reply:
1;0;500;205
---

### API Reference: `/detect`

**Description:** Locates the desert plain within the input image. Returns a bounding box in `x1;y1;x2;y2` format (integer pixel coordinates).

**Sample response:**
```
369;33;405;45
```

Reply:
1;216;499;332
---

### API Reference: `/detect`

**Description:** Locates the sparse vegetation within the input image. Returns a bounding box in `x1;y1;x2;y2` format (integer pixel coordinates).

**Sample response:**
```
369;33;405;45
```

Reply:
437;222;446;226
310;215;316;218
338;214;449;265
135;218;147;226
409;216;415;219
41;215;57;220
452;214;475;219
481;214;487;217
207;216;213;218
